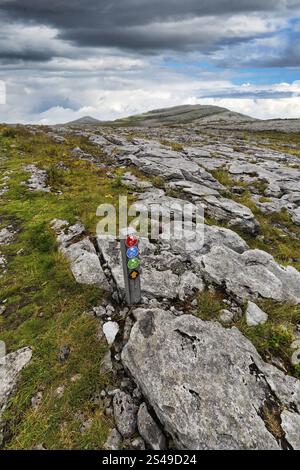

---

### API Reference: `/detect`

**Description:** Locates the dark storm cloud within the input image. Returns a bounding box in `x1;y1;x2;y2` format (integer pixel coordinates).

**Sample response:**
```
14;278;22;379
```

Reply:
0;49;52;62
0;0;299;53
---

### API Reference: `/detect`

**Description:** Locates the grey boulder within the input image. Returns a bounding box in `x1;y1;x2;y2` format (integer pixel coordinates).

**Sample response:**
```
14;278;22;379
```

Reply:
122;308;300;450
246;301;268;326
203;195;260;235
51;219;110;291
113;391;138;438
197;246;300;304
63;239;110;290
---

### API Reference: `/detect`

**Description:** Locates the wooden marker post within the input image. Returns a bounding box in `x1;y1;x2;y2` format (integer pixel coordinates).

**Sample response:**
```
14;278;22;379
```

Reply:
120;230;141;306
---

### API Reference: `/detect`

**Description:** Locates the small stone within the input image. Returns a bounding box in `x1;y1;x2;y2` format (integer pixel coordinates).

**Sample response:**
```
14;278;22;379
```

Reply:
231;306;242;316
58;345;70;362
55;386;65;398
103;321;119;346
131;437;146;450
31;391;43;410
105;407;113;417
71;374;81;382
106;304;115;314
137;403;167;450
90;393;101;406
0;305;6;315
219;309;235;325
113;391;138;438
107;388;120;396
93;306;106;318
191;299;198;307
80;419;93;434
34;444;46;450
0;227;15;245
132;387;142;401
104;428;122;450
245;301;268;326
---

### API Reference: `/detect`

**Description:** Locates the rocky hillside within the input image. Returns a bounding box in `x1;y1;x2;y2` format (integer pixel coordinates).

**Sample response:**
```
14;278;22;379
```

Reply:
66;104;255;128
0;121;299;450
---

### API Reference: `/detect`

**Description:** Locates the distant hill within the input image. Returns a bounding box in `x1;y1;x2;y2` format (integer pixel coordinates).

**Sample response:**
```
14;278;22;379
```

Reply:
63;105;256;128
109;104;256;127
66;116;102;126
62;107;300;132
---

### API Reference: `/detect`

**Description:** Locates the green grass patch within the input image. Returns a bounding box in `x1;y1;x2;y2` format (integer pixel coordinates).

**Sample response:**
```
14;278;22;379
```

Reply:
195;291;300;379
0;125;131;448
230;191;300;270
194;290;225;321
160;139;184;152
241;131;300;158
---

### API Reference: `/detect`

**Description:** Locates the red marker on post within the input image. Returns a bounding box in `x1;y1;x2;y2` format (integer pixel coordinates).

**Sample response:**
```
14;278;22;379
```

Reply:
120;230;141;306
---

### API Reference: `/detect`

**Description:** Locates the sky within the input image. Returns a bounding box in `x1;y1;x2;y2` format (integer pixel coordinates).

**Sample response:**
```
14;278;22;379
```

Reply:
0;0;300;124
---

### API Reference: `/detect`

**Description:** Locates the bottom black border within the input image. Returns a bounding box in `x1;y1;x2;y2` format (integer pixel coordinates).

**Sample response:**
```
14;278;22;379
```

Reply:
0;449;295;466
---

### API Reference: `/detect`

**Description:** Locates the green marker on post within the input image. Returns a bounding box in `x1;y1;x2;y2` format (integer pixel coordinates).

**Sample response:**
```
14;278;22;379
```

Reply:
120;229;141;306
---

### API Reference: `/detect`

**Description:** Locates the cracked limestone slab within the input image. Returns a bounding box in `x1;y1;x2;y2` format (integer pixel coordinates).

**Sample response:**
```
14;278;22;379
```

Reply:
122;308;300;450
166;180;219;197
202;195;260;235
196;245;300;304
24;164;51;192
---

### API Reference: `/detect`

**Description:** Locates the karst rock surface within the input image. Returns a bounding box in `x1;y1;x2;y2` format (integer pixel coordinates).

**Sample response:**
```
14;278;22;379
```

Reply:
122;308;300;450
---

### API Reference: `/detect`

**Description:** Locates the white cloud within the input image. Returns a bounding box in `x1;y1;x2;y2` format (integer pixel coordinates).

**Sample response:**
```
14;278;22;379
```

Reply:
11;77;300;124
200;96;300;119
0;80;5;104
133;14;287;49
0;3;299;125
1;34;300;124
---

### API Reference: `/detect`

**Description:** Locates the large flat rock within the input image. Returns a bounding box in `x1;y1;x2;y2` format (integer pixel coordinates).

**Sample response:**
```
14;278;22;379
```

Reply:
122;308;300;450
